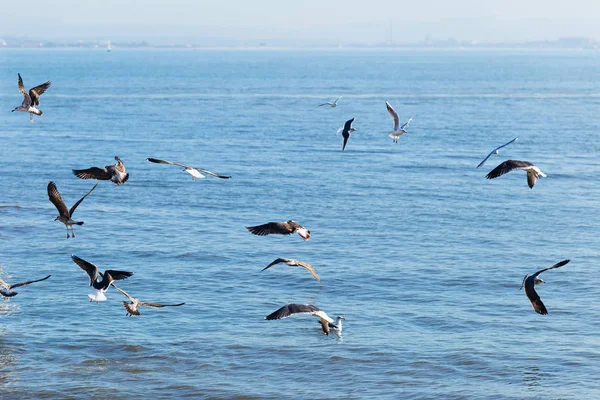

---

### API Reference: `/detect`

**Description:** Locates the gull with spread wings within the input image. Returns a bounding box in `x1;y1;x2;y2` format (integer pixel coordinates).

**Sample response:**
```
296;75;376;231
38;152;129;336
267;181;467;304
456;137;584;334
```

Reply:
246;220;311;240
336;118;356;151
265;303;337;335
0;274;51;298
477;138;518;168
147;158;231;180
48;182;98;238
318;96;342;108
262;258;320;282
110;282;185;316
486;160;546;188
73;156;129;185
12;73;51;123
71;255;133;303
386;101;412;143
520;259;570;315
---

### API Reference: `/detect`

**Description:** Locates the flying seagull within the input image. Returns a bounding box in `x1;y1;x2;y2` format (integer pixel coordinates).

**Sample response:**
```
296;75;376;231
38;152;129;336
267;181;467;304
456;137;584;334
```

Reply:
246;220;311;240
385;101;412;143
72;156;129;185
146;158;231;180
486;160;547;188
0;274;51;298
477;138;519;168
318;96;342;108
110;282;185;316
12;73;51;123
48;181;98;238
336;118;356;151
262;258;320;282
520;259;570;315
71;255;133;303
265;303;336;335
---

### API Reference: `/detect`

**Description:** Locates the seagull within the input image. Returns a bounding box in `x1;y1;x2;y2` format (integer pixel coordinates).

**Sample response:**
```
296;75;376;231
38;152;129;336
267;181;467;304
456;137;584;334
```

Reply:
110;282;185;316
265;304;335;335
71;255;133;303
318;96;342;108
48;182;98;238
520;259;570;315
262;258;320;282
336;118;356;151
386;101;412;143
486;160;547;188
246;220;311;240
477;138;519;168
0;274;51;298
320;316;346;337
11;73;51;123
72;156;129;185
146;158;231;180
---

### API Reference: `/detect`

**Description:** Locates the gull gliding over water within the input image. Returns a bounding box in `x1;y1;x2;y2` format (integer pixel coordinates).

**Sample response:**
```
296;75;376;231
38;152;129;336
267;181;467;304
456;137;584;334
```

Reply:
477;138;518;168
48;182;98;238
110;283;185;316
262;258;320;282
71;255;133;303
336;118;356;151
385;101;412;143
146;158;231;180
0;274;51;298
73;156;129;185
246;220;311;240
486;160;546;188
318;96;342;108
520;259;570;315
12;74;51;123
265;304;336;335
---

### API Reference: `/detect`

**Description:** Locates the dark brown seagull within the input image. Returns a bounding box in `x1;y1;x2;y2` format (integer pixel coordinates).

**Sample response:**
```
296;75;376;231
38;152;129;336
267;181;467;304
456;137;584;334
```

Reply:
110;283;185;316
336;118;356;151
11;73;51;123
71;255;133;303
246;220;310;240
262;258;320;282
265;304;334;335
48;182;98;238
486;160;547;188
72;156;129;185
520;259;570;315
0;274;51;298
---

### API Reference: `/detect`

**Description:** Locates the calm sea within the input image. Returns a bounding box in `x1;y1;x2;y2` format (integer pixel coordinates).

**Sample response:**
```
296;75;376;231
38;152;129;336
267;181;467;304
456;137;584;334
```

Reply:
0;48;599;399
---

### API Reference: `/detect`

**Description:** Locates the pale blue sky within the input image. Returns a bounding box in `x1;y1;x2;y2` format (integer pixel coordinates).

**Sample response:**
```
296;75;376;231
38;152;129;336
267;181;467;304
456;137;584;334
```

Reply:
2;0;600;44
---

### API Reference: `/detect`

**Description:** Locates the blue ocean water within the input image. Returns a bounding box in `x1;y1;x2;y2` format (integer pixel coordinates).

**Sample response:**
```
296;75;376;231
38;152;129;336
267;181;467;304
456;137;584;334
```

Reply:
0;48;599;399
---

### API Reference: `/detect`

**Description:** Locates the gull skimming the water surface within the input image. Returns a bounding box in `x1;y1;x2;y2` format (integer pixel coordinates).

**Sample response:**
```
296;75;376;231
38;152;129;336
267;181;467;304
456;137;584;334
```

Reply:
520;259;570;315
336;118;356;151
146;158;231;180
71;255;133;303
386;101;412;143
486;160;547;188
477;138;518;168
265;303;338;335
110;282;185;316
322;316;346;337
0;274;51;298
246;220;311;240
72;156;129;185
318;96;342;108
48;182;98;238
12;73;51;123
262;258;320;282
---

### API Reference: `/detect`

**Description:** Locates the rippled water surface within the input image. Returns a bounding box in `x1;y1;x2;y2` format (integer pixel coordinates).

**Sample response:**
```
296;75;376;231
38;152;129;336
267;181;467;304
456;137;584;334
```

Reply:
0;48;599;398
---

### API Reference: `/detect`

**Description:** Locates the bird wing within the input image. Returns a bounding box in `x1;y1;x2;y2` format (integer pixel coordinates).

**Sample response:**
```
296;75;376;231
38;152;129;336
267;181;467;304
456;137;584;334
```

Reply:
110;282;135;302
319;319;330;335
318;103;332;107
333;96;343;105
71;255;99;285
526;171;537;189
113;156;126;172
294;261;321;282
104;270;134;283
524;281;548;315
47;182;69;217
265;304;321;320
477;151;496;169
69;183;98;217
146;158;190;169
140;301;185;308
29;81;51;106
8;275;51;289
17;74;32;107
342;133;349;151
532;259;570;278
386;101;400;131
343;118;355;132
262;258;287;271
196;168;231;179
486;160;533;180
400;118;412;131
246;222;292;236
0;277;10;290
17;74;25;94
477;138;518;168
72;167;111;181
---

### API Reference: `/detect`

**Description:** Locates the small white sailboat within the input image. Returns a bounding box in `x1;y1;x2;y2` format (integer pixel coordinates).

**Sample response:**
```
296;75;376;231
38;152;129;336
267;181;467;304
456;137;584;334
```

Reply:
107;40;112;52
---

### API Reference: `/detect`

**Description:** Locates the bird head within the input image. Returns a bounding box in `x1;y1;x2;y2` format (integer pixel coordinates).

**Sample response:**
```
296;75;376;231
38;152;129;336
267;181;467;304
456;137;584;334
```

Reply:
534;277;545;285
337;316;346;321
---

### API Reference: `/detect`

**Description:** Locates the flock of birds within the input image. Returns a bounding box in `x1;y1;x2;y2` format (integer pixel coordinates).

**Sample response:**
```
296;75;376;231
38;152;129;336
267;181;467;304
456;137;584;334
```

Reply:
4;76;569;337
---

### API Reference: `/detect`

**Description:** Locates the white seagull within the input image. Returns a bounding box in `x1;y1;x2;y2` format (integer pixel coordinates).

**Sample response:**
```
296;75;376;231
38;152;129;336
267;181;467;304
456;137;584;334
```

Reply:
477;138;518;168
385;101;412;143
265;303;337;335
486;160;547;188
72;255;133;303
318;96;342;108
147;158;231;180
12;73;51;123
520;259;570;315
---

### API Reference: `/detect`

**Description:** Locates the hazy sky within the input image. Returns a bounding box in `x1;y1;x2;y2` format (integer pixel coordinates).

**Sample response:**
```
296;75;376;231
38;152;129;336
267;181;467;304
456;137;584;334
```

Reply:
2;0;600;44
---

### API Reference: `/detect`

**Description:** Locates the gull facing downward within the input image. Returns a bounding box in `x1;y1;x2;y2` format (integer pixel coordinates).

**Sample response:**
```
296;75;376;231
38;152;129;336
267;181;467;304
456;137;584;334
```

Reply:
111;282;185;316
265;303;335;335
73;156;129;185
486;160;547;188
71;255;133;303
12;73;51;123
385;101;412;143
520;259;570;315
0;274;51;298
477;138;518;168
262;258;320;282
318;96;342;108
147;158;231;180
246;220;311;240
48;182;98;238
336;118;356;151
